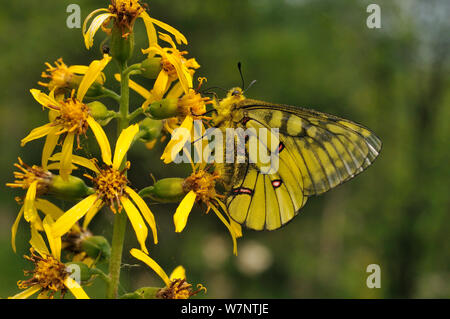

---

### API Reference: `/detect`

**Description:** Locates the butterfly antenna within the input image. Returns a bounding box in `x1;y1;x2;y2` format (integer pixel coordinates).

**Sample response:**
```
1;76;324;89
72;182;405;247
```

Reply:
243;79;257;94
237;62;245;89
238;62;257;93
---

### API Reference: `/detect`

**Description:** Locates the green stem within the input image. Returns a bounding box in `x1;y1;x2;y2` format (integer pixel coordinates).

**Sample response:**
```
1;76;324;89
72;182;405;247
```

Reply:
106;62;130;299
100;87;121;102
128;107;144;122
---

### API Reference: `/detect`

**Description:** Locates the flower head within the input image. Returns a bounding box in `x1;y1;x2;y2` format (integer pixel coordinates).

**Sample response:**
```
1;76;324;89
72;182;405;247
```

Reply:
173;161;242;255
21;55;112;179
10;217;89;299
6;158;83;253
130;248;206;299
83;0;187;50
50;125;158;254
38;58;105;96
142;33;200;99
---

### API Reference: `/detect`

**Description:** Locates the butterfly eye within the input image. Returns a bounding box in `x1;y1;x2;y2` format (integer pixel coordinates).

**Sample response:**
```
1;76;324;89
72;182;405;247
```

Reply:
231;89;241;96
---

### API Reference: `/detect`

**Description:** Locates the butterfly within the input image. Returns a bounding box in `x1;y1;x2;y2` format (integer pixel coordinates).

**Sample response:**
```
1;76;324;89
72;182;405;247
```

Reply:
211;87;382;231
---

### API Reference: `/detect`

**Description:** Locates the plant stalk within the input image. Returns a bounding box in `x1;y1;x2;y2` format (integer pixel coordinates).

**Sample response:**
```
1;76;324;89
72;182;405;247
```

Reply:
106;62;130;299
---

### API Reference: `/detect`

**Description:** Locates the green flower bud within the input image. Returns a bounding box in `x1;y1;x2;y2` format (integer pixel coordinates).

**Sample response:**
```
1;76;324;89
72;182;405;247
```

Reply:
110;24;134;65
88;101;115;125
148;98;178;120
133;287;161;299
65;262;93;282
49;175;94;200
139;178;186;203
139;118;163;143
80;235;111;263
140;57;162;79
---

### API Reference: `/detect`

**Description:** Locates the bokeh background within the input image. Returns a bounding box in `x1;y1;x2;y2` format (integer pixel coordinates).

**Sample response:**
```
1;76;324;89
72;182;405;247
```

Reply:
0;0;449;298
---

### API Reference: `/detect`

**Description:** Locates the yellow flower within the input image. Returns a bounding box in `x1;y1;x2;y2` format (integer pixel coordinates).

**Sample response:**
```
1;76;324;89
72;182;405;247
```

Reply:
173;162;242;255
123;74;211;164
6;158;80;253
83;0;187;50
50;124;158;254
10;216;89;299
159;88;213;164
142;33;200;99
38;58;105;96
130;248;206;299
21;55;112;180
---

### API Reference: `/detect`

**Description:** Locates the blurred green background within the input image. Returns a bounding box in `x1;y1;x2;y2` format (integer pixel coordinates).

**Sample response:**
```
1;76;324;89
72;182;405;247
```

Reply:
0;0;449;298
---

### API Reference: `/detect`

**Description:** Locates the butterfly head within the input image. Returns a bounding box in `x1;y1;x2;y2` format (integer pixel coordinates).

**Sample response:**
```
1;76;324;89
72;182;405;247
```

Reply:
212;87;245;127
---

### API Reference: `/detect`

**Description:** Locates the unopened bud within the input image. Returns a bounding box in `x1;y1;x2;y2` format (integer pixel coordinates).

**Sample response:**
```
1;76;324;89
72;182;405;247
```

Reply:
88;101;115;125
148;98;178;120
139;178;186;203
49;175;94;200
133;287;160;299
140;57;162;79
80;235;111;262
65;261;93;282
139;118;163;143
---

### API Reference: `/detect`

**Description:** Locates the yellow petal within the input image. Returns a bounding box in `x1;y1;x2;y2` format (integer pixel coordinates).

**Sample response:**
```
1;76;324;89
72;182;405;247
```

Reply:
87;116;112;166
210;204;239;256
30;227;50;257
139;11;158;47
77;54;112;101
52;194;98;237
166;53;191;94
21;123;56;146
82;200;103;229
173;190;196;233
50;151;100;173
41;126;60;170
43;215;61;260
23;181;38;224
64;277;90;299
46;162;77;171
215;200;243;239
121;197;148;254
34;198;64;220
159;32;177;49
161;115;193;164
60;132;75;180
126;186;158;244
112;124;139;170
149;16;187;45
166;82;184;99
116;74;153;100
130;248;171;287
68;65;89;75
9;286;41;299
70;65;106;84
151;70;169;100
35;198;81;234
169;265;186;281
11;206;24;253
30;89;59;109
83;12;112;49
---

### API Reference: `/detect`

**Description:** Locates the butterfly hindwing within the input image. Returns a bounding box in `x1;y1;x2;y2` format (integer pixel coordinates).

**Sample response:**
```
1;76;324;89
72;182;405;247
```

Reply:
224;121;307;230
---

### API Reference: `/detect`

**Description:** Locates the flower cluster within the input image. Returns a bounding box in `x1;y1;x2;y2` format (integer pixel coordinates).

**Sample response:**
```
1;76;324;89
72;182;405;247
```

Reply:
6;0;242;299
